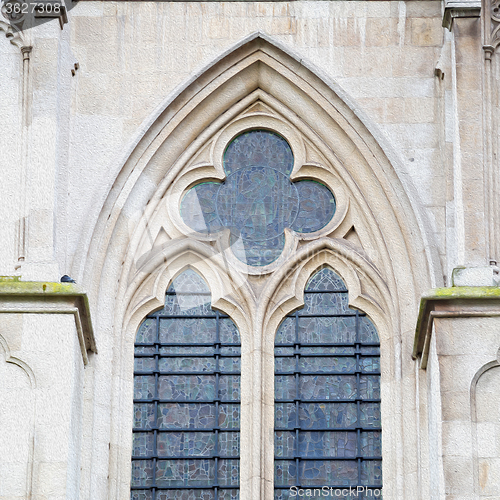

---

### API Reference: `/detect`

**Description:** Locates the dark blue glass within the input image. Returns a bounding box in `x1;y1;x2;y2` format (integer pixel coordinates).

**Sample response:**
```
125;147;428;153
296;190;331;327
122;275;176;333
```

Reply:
180;131;336;267
274;268;382;497
132;270;241;499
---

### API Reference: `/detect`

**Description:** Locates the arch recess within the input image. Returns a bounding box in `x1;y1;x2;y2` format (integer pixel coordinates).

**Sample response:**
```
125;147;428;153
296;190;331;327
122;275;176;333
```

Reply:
78;33;441;500
79;31;441;302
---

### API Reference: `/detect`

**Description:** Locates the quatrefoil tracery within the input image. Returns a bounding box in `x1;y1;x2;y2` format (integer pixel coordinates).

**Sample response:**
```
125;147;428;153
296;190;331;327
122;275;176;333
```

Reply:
180;130;336;267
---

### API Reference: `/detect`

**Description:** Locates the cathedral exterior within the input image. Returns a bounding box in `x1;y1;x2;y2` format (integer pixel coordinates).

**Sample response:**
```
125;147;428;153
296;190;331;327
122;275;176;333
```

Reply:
0;0;499;498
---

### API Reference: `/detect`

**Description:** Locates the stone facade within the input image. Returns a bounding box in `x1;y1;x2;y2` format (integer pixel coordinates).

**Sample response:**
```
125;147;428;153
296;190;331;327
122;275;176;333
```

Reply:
0;0;499;499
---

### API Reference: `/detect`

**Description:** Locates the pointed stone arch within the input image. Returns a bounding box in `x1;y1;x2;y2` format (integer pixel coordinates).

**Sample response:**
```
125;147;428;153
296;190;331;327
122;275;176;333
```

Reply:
259;239;403;499
79;31;441;299
78;32;442;499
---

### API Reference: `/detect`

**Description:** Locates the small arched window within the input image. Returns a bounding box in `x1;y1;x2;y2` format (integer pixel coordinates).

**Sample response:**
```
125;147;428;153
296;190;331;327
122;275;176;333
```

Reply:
131;270;241;500
274;268;382;498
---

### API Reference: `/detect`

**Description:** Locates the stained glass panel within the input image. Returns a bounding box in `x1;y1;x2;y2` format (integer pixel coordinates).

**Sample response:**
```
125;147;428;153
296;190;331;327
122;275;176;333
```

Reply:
290;181;336;234
132;271;240;499
180;130;336;267
274;268;381;496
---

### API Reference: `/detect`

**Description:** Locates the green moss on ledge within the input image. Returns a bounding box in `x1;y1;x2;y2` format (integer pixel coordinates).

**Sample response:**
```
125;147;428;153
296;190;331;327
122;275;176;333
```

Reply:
422;286;500;300
0;279;96;355
414;286;500;362
0;280;82;295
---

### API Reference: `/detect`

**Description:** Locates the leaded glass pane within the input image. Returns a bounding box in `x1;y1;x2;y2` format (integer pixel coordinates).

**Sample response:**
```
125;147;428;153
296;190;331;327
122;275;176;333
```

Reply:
298;357;357;374
158;357;217;373
360;432;382;456
275;317;295;344
157;432;215;457
224;130;294;175
132;271;240;499
135;357;156;372
219;404;241;429
305;268;346;291
218;432;240;457
302;292;352;315
160;346;214;356
274;460;296;486
359;403;382;428
158;375;216;401
131;491;153;500
180;183;223;235
161;294;213;317
360;461;382;486
218;490;239;500
134;376;155;400
156;491;214;500
157;404;216;430
299;375;357;400
168;270;210;294
220;346;241;356
155;459;214;487
180;130;336;267
298;317;357;344
136;319;156;343
299;432;357;458
290;181;336;233
132;460;155;487
298;403;358;429
274;268;382;495
159;319;216;344
219;357;241;373
217;459;240;486
133;433;155;457
298;460;358;485
134;403;155;430
219;375;241;401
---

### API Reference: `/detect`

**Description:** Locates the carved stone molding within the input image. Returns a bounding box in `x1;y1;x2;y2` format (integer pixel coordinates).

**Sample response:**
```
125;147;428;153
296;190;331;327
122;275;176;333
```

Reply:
443;1;481;31
0;19;29;51
484;0;500;51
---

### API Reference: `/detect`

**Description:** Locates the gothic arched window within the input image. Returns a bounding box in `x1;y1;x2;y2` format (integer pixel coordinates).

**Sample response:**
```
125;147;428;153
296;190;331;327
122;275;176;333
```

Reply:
274;268;382;498
131;270;241;500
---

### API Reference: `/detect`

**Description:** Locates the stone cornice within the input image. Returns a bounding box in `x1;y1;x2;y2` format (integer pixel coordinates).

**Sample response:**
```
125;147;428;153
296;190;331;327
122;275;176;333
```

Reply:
413;287;500;368
443;1;481;31
0;279;96;364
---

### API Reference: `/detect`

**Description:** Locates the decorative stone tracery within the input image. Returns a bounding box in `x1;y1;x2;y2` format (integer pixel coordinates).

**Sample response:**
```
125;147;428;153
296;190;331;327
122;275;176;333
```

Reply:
81;34;440;500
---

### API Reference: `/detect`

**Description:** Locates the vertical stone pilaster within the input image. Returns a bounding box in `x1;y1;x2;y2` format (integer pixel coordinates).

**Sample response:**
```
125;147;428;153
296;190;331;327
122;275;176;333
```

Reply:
482;0;500;265
444;2;488;268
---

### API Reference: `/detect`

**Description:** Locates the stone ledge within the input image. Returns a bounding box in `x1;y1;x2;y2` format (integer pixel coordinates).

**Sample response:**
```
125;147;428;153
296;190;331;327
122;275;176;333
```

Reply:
443;1;481;31
413;287;500;368
0;279;96;364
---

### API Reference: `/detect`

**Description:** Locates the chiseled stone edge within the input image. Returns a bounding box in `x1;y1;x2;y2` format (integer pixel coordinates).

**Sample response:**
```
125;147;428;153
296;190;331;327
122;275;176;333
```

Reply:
442;1;481;31
0;278;96;364
413;286;500;368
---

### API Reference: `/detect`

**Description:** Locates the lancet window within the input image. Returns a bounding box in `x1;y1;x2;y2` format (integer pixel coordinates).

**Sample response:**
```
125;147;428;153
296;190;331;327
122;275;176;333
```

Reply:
131;270;241;500
274;268;382;498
